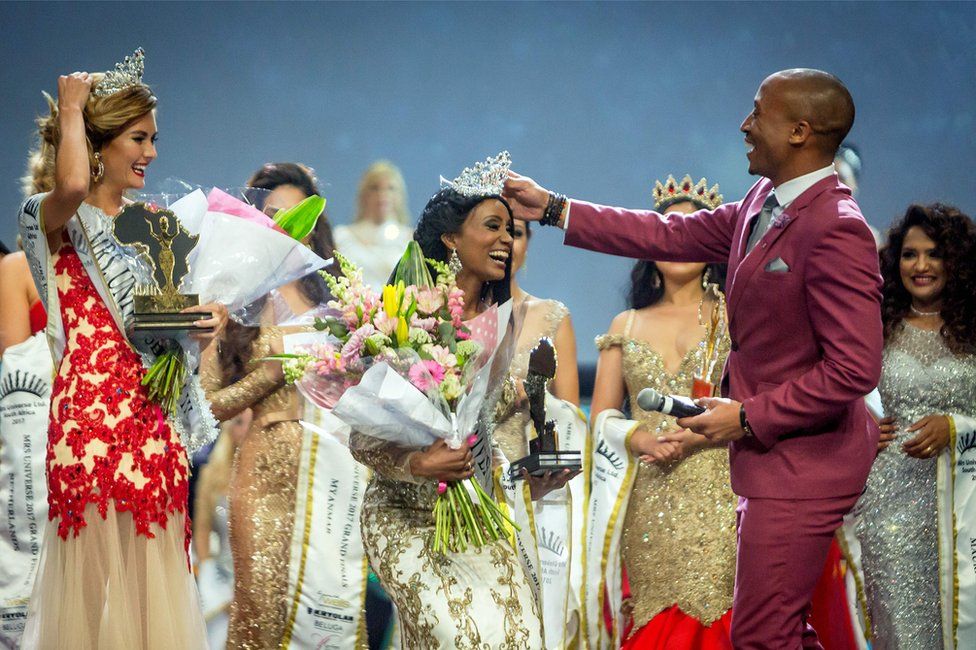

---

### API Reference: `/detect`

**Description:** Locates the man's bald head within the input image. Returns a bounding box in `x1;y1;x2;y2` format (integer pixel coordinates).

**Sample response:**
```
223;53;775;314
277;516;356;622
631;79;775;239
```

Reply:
764;69;855;154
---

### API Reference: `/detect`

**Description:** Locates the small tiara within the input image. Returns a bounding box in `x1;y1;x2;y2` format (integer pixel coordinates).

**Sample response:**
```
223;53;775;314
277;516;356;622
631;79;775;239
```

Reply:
440;151;512;197
652;174;723;211
93;48;145;97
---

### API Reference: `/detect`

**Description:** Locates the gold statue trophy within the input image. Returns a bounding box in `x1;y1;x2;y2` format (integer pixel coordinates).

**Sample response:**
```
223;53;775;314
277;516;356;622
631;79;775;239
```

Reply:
113;203;212;336
693;284;727;399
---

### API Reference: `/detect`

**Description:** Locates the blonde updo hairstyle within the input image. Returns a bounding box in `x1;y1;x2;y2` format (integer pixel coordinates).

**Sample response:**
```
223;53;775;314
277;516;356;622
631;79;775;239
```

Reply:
23;73;157;196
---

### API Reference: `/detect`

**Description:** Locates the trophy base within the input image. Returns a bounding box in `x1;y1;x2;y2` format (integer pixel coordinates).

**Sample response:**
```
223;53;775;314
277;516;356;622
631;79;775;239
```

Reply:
132;294;213;335
509;450;582;481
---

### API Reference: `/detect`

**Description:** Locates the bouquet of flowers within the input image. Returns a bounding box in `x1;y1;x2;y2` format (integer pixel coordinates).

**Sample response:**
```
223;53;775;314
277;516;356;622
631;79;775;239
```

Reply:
274;241;518;553
139;188;328;415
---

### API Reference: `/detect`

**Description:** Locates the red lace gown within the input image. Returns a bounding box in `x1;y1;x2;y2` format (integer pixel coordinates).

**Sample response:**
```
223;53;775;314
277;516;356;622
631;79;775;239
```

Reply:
23;239;206;649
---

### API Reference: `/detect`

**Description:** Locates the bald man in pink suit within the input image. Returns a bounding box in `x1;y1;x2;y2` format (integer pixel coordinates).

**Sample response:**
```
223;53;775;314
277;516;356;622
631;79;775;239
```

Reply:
505;69;882;648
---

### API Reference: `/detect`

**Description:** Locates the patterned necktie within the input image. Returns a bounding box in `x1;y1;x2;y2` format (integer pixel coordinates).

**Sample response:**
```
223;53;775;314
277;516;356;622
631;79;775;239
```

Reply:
745;193;779;254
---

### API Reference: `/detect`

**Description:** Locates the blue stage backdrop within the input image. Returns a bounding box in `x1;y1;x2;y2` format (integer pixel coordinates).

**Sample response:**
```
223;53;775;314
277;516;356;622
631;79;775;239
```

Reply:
2;1;973;363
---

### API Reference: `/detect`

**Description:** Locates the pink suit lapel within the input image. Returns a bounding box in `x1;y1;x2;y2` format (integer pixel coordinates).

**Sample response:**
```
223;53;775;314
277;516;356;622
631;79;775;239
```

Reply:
726;175;838;321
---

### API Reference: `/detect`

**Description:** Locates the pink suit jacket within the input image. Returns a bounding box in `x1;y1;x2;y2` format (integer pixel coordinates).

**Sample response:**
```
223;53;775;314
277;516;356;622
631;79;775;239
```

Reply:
568;175;882;499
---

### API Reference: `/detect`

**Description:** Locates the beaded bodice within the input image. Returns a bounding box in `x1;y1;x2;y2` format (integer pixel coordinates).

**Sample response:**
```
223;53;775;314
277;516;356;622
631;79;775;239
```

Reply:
596;315;735;626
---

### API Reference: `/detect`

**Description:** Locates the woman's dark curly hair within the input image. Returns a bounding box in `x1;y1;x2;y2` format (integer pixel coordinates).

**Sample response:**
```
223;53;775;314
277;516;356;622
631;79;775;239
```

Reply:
219;162;336;383
407;187;513;305
627;194;727;309
880;203;976;354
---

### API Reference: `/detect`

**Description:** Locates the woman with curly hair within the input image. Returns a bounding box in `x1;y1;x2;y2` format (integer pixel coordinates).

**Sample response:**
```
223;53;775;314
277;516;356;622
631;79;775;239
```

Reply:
853;203;976;648
349;172;543;648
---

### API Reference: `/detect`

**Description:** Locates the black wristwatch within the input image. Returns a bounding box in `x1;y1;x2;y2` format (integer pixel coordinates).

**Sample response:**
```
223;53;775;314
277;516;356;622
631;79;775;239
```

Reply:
739;405;754;438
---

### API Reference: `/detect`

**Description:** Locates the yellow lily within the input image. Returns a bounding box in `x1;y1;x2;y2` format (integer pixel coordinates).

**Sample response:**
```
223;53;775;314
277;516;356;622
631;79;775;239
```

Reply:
396;316;409;345
382;283;400;319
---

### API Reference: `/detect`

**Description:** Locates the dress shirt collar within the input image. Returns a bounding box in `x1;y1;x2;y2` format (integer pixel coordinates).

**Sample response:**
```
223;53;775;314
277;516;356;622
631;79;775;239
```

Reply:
771;164;836;209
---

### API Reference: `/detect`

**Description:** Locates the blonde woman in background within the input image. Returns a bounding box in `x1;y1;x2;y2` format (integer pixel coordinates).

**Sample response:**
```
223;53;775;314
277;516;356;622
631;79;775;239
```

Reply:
333;160;413;289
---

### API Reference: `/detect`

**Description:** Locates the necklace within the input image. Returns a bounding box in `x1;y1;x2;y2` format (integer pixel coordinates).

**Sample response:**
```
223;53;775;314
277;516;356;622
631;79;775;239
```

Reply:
910;304;941;317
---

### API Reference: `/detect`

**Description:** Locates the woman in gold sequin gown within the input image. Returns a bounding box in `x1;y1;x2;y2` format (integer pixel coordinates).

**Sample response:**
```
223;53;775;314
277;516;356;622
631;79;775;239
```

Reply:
590;185;736;649
201;162;338;649
350;185;543;649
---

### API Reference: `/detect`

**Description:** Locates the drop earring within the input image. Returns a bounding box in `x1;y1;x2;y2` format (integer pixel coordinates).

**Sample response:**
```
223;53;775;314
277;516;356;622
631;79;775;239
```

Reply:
92;152;104;183
701;268;711;289
448;248;463;275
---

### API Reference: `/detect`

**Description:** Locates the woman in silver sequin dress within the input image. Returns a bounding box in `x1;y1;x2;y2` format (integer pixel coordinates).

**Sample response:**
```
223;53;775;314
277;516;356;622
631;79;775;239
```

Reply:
853;203;976;649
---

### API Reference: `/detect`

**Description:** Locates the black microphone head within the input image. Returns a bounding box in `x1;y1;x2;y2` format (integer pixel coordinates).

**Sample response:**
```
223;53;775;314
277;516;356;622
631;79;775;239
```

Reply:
636;387;664;412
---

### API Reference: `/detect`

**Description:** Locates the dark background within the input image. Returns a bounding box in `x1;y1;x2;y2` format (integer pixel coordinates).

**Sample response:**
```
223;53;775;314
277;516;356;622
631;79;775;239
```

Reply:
2;1;973;362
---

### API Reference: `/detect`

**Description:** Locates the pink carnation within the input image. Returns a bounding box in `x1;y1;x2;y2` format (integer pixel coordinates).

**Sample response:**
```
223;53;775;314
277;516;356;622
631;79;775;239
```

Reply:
410;315;438;332
341;323;375;364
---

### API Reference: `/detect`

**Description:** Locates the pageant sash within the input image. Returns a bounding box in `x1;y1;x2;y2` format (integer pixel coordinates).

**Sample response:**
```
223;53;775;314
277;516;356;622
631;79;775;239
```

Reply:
495;394;588;649
584;410;638;650
280;332;370;650
835;513;870;649
940;413;976;649
0;333;52;647
281;417;370;650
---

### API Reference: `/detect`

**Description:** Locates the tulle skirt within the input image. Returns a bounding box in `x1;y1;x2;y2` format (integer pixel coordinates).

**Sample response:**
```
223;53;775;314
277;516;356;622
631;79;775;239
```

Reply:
22;504;207;649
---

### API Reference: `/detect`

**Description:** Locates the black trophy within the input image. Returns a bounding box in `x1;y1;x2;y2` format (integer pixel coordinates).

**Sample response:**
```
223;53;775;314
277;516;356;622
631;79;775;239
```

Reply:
508;338;582;480
113;203;212;335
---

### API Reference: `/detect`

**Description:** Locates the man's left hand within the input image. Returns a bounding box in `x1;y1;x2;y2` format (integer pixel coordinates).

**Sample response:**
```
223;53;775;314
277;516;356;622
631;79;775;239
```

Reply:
672;397;746;443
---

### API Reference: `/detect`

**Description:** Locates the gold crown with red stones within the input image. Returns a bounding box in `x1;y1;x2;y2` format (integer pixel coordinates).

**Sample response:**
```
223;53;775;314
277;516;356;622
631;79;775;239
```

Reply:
652;174;723;211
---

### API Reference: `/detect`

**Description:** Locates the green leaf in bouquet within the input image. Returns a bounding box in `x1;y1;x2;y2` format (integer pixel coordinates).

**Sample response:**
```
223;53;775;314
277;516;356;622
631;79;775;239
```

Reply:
273;195;326;241
392;240;435;289
437;321;457;352
326;319;349;339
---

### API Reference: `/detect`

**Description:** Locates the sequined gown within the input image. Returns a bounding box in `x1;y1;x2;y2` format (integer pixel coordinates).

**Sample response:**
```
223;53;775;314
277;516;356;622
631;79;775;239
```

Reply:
201;326;311;650
854;323;976;648
494;298;569;462
351;403;543;647
596;311;735;647
24;239;206;649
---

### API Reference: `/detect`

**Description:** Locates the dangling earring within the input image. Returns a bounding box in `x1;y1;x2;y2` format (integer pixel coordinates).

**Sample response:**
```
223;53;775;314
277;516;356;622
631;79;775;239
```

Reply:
701;267;711;290
448;248;463;275
651;270;661;289
92;152;104;183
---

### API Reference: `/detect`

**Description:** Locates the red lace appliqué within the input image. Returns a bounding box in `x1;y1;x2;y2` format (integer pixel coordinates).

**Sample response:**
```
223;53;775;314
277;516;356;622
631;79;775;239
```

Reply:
48;243;190;550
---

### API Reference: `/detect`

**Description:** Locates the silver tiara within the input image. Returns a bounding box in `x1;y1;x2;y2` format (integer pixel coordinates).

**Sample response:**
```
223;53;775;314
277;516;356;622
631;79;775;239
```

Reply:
93;48;145;97
440;151;512;197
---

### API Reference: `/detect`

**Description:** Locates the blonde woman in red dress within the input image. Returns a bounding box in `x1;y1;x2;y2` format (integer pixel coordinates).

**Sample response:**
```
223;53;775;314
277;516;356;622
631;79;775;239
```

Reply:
18;52;227;649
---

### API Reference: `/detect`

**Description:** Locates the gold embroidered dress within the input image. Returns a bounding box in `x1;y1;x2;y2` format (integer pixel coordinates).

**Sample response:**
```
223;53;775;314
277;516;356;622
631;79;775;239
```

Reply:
596;310;735;638
201;325;309;649
350;420;542;648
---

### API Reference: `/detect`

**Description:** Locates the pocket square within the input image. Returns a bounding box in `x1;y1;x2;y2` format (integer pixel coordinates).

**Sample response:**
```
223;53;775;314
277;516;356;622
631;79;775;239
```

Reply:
764;257;790;272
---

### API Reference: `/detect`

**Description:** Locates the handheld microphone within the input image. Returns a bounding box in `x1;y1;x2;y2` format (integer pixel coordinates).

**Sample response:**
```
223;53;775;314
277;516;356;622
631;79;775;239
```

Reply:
636;387;706;418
